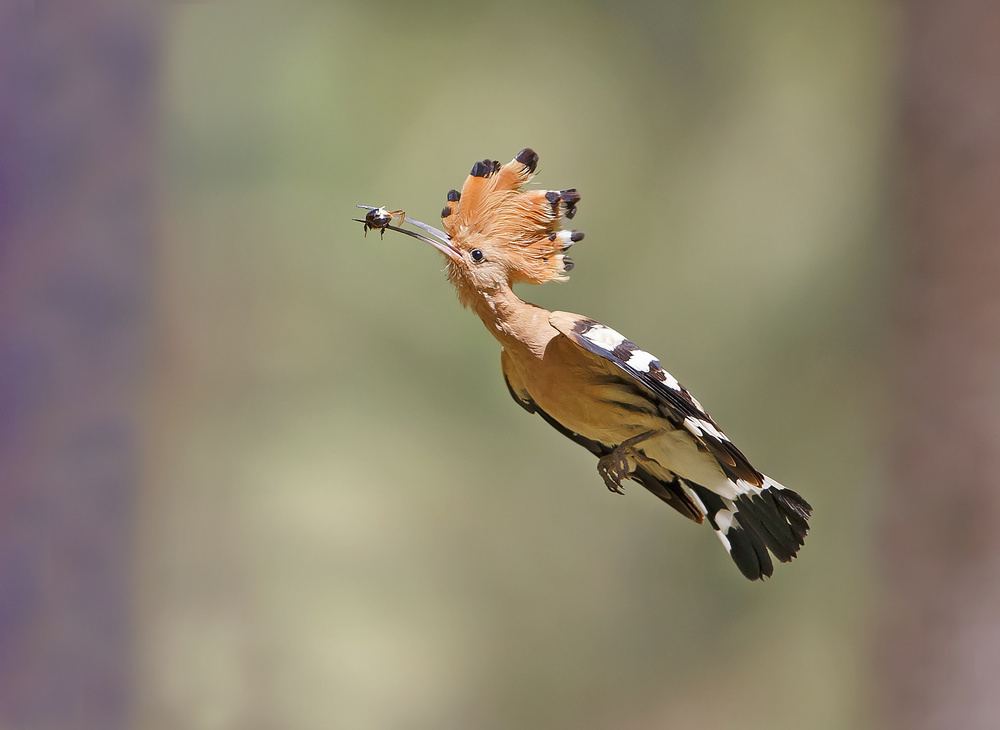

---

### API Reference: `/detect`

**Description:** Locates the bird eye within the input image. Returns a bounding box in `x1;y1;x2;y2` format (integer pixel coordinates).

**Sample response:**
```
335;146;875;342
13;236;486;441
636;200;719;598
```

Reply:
469;248;485;263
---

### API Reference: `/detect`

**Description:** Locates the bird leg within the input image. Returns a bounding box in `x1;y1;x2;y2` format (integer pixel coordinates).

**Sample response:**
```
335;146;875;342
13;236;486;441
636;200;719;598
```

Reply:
597;431;658;495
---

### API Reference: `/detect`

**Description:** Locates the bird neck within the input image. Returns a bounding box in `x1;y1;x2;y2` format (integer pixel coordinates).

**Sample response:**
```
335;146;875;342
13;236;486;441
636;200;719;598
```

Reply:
467;283;552;354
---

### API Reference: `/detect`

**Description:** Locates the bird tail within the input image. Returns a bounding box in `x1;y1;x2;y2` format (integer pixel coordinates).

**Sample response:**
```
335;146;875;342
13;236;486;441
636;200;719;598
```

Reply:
683;478;812;581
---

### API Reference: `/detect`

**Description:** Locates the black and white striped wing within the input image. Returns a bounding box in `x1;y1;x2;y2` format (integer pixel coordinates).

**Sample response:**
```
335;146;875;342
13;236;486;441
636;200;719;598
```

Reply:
549;310;812;581
500;346;706;523
548;311;763;487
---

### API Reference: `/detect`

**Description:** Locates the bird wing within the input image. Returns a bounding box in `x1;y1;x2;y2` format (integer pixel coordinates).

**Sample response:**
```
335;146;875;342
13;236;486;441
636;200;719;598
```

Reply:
500;346;705;523
548;311;817;580
548;311;765;488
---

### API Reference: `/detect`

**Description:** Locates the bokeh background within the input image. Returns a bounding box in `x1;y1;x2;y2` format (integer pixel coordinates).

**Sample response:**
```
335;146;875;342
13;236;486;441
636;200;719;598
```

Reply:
150;2;889;727
7;1;1000;729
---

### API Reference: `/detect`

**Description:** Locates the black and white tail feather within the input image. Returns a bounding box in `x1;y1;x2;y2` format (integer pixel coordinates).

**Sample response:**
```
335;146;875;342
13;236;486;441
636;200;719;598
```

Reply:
682;476;811;580
547;313;812;581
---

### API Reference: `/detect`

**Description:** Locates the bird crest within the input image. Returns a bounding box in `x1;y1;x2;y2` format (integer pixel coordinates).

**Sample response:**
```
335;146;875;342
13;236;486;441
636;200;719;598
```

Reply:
440;148;583;286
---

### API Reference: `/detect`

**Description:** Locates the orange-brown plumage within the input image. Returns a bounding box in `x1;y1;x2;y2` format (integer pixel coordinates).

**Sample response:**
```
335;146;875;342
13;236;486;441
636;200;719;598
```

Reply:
357;148;811;580
441;150;579;296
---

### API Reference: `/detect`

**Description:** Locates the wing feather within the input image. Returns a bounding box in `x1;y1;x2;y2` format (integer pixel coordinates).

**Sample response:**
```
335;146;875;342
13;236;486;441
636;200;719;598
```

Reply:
548;311;764;487
500;347;704;522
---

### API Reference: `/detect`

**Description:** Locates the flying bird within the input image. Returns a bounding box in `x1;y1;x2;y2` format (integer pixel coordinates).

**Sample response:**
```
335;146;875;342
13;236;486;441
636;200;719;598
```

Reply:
355;148;811;580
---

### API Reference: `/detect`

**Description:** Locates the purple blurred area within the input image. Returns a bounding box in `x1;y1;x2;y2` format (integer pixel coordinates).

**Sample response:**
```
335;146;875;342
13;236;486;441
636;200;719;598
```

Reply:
0;4;158;728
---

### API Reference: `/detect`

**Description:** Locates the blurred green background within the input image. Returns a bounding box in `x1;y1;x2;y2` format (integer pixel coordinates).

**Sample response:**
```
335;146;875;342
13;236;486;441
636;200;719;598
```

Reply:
141;1;891;727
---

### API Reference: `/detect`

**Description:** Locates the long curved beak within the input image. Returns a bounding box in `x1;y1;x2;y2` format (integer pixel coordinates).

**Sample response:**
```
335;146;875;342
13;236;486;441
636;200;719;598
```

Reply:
354;205;462;262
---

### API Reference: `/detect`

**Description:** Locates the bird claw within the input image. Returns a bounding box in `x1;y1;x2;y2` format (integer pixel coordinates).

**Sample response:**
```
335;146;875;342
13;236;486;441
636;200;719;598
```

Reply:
597;450;630;495
596;431;658;496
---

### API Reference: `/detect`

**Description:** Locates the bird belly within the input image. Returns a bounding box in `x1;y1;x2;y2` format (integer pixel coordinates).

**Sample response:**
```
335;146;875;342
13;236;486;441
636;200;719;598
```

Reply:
528;373;660;445
638;430;733;496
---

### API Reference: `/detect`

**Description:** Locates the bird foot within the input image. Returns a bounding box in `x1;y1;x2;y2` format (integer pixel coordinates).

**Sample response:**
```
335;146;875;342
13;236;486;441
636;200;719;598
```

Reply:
598;450;629;494
596;431;657;495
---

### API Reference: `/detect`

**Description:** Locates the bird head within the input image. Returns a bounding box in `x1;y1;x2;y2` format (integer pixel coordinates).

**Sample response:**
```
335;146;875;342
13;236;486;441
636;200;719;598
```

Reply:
357;148;583;309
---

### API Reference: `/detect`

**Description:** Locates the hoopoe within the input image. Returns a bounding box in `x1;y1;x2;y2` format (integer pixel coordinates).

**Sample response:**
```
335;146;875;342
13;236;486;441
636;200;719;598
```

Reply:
355;148;811;580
